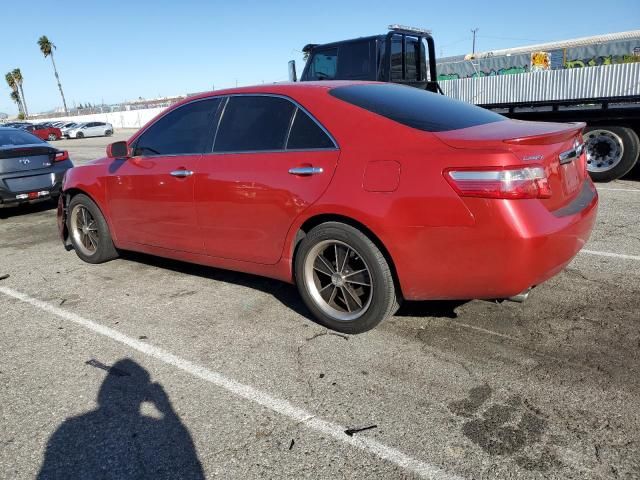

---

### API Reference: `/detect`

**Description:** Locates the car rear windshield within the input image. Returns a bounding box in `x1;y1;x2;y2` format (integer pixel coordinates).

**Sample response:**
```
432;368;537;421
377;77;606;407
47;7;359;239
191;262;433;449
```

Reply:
329;83;505;132
0;129;44;147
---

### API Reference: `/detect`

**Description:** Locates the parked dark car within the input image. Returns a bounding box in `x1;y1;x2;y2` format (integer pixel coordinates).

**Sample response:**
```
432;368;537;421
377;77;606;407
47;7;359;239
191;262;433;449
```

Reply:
0;127;73;208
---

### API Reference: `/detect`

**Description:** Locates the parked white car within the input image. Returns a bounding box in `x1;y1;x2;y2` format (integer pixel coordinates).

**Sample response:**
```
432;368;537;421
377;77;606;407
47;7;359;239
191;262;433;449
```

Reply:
65;122;114;139
60;122;79;136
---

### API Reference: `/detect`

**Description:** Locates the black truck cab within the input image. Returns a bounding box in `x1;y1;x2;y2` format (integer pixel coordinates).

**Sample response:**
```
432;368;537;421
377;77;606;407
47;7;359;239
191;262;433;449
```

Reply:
295;25;441;93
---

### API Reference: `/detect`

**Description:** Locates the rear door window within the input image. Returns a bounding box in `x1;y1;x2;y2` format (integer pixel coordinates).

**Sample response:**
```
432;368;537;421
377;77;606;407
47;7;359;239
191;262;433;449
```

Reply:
214;96;296;152
329;83;505;132
286;109;335;150
134;98;221;156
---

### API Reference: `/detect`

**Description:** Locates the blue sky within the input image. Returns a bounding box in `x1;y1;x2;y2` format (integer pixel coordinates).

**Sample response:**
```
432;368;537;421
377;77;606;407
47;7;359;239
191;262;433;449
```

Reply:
2;0;639;115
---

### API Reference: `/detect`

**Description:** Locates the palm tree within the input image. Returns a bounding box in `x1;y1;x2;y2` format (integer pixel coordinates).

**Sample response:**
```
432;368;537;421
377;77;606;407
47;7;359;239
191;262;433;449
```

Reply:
11;68;28;117
37;35;68;114
9;91;25;117
5;72;25;117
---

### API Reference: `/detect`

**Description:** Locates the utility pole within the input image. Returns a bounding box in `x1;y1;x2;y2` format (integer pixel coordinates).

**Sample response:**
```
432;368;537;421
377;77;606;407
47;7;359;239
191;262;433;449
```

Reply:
471;28;479;54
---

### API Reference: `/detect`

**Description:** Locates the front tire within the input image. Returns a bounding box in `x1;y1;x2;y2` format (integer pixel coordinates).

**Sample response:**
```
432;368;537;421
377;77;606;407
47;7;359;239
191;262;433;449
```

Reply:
68;193;118;264
47;133;57;141
76;132;84;139
295;222;400;334
105;129;113;136
584;126;639;182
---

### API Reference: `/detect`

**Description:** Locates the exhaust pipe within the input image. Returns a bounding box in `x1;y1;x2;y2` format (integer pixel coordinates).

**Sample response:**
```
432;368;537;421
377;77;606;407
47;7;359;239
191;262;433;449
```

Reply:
506;287;532;303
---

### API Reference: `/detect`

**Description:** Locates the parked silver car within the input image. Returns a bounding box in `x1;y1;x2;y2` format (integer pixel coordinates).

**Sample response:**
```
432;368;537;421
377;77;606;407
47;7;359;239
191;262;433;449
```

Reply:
60;122;78;136
65;122;114;139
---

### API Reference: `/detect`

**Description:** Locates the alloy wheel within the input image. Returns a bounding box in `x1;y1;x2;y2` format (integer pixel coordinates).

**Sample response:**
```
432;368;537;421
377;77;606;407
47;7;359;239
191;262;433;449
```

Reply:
70;205;99;256
304;240;373;321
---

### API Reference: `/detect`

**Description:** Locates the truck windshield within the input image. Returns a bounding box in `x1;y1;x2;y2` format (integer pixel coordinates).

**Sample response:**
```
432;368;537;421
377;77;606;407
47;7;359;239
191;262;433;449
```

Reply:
329;83;505;132
307;48;338;80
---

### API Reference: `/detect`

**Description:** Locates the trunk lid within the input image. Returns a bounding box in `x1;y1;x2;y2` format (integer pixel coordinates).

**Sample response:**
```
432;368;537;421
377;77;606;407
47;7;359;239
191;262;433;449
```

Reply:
435;119;588;211
0;144;57;175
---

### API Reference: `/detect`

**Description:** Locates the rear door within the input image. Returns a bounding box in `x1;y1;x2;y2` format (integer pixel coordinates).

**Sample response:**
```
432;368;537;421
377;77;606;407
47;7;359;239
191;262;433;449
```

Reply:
92;122;106;136
196;95;339;264
26;126;46;140
83;122;97;137
107;98;221;252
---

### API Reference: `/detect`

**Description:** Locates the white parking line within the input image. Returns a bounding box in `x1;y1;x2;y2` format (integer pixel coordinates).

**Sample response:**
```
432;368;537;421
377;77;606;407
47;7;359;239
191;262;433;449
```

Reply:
0;286;462;480
580;249;640;261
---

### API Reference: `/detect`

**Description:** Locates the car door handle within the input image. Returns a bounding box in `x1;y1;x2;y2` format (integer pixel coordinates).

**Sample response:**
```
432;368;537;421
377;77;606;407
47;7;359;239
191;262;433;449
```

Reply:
170;169;194;178
288;166;323;176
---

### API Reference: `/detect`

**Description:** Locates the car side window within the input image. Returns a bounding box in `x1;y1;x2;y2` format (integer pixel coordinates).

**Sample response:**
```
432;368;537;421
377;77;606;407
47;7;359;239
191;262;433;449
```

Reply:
134;98;221;156
214;96;295;152
286;108;335;150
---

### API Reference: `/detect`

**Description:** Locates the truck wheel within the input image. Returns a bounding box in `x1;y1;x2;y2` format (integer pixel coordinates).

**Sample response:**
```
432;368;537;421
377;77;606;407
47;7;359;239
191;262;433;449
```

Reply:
583;126;639;182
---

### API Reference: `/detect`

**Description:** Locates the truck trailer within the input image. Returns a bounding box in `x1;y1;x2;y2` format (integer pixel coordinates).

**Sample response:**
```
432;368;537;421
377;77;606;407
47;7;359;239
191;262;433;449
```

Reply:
291;26;640;181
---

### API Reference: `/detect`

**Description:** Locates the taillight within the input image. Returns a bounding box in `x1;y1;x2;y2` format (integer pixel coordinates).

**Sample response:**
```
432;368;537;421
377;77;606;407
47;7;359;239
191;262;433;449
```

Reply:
444;166;552;199
54;150;69;162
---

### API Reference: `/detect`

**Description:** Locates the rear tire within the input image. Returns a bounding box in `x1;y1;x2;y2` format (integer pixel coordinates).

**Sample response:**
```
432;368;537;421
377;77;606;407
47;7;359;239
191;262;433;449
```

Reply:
294;222;400;334
67;193;118;264
105;130;113;136
584;126;639;182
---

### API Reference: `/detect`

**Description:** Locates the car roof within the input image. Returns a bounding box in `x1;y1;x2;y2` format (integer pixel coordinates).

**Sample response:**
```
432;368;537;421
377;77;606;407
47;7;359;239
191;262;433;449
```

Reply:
176;81;379;107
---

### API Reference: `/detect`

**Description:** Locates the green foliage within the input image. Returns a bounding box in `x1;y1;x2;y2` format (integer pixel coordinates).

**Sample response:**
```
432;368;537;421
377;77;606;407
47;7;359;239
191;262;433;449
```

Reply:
11;68;23;84
5;72;16;89
37;35;55;57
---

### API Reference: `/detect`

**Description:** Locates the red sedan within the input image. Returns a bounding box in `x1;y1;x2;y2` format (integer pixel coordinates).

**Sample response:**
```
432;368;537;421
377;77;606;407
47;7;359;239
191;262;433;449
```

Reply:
58;82;597;333
23;124;62;141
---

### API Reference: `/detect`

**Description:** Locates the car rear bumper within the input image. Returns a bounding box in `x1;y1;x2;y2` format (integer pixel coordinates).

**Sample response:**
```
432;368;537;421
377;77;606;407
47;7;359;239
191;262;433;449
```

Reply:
393;180;598;300
0;162;72;208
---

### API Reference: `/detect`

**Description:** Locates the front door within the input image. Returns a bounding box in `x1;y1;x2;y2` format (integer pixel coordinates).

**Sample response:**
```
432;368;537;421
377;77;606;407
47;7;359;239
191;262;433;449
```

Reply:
106;97;221;253
196;95;339;264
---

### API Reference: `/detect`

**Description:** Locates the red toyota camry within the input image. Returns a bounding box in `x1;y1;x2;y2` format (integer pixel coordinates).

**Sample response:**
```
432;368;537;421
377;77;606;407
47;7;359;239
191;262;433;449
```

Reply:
58;82;597;333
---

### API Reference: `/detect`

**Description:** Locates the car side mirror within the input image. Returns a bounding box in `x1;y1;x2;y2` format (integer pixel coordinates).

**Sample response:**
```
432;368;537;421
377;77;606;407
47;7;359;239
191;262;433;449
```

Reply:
288;60;297;82
107;141;130;158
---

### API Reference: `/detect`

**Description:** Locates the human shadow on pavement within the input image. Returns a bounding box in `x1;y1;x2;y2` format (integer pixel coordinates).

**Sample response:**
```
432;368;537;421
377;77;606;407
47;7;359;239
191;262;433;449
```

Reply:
37;358;205;480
